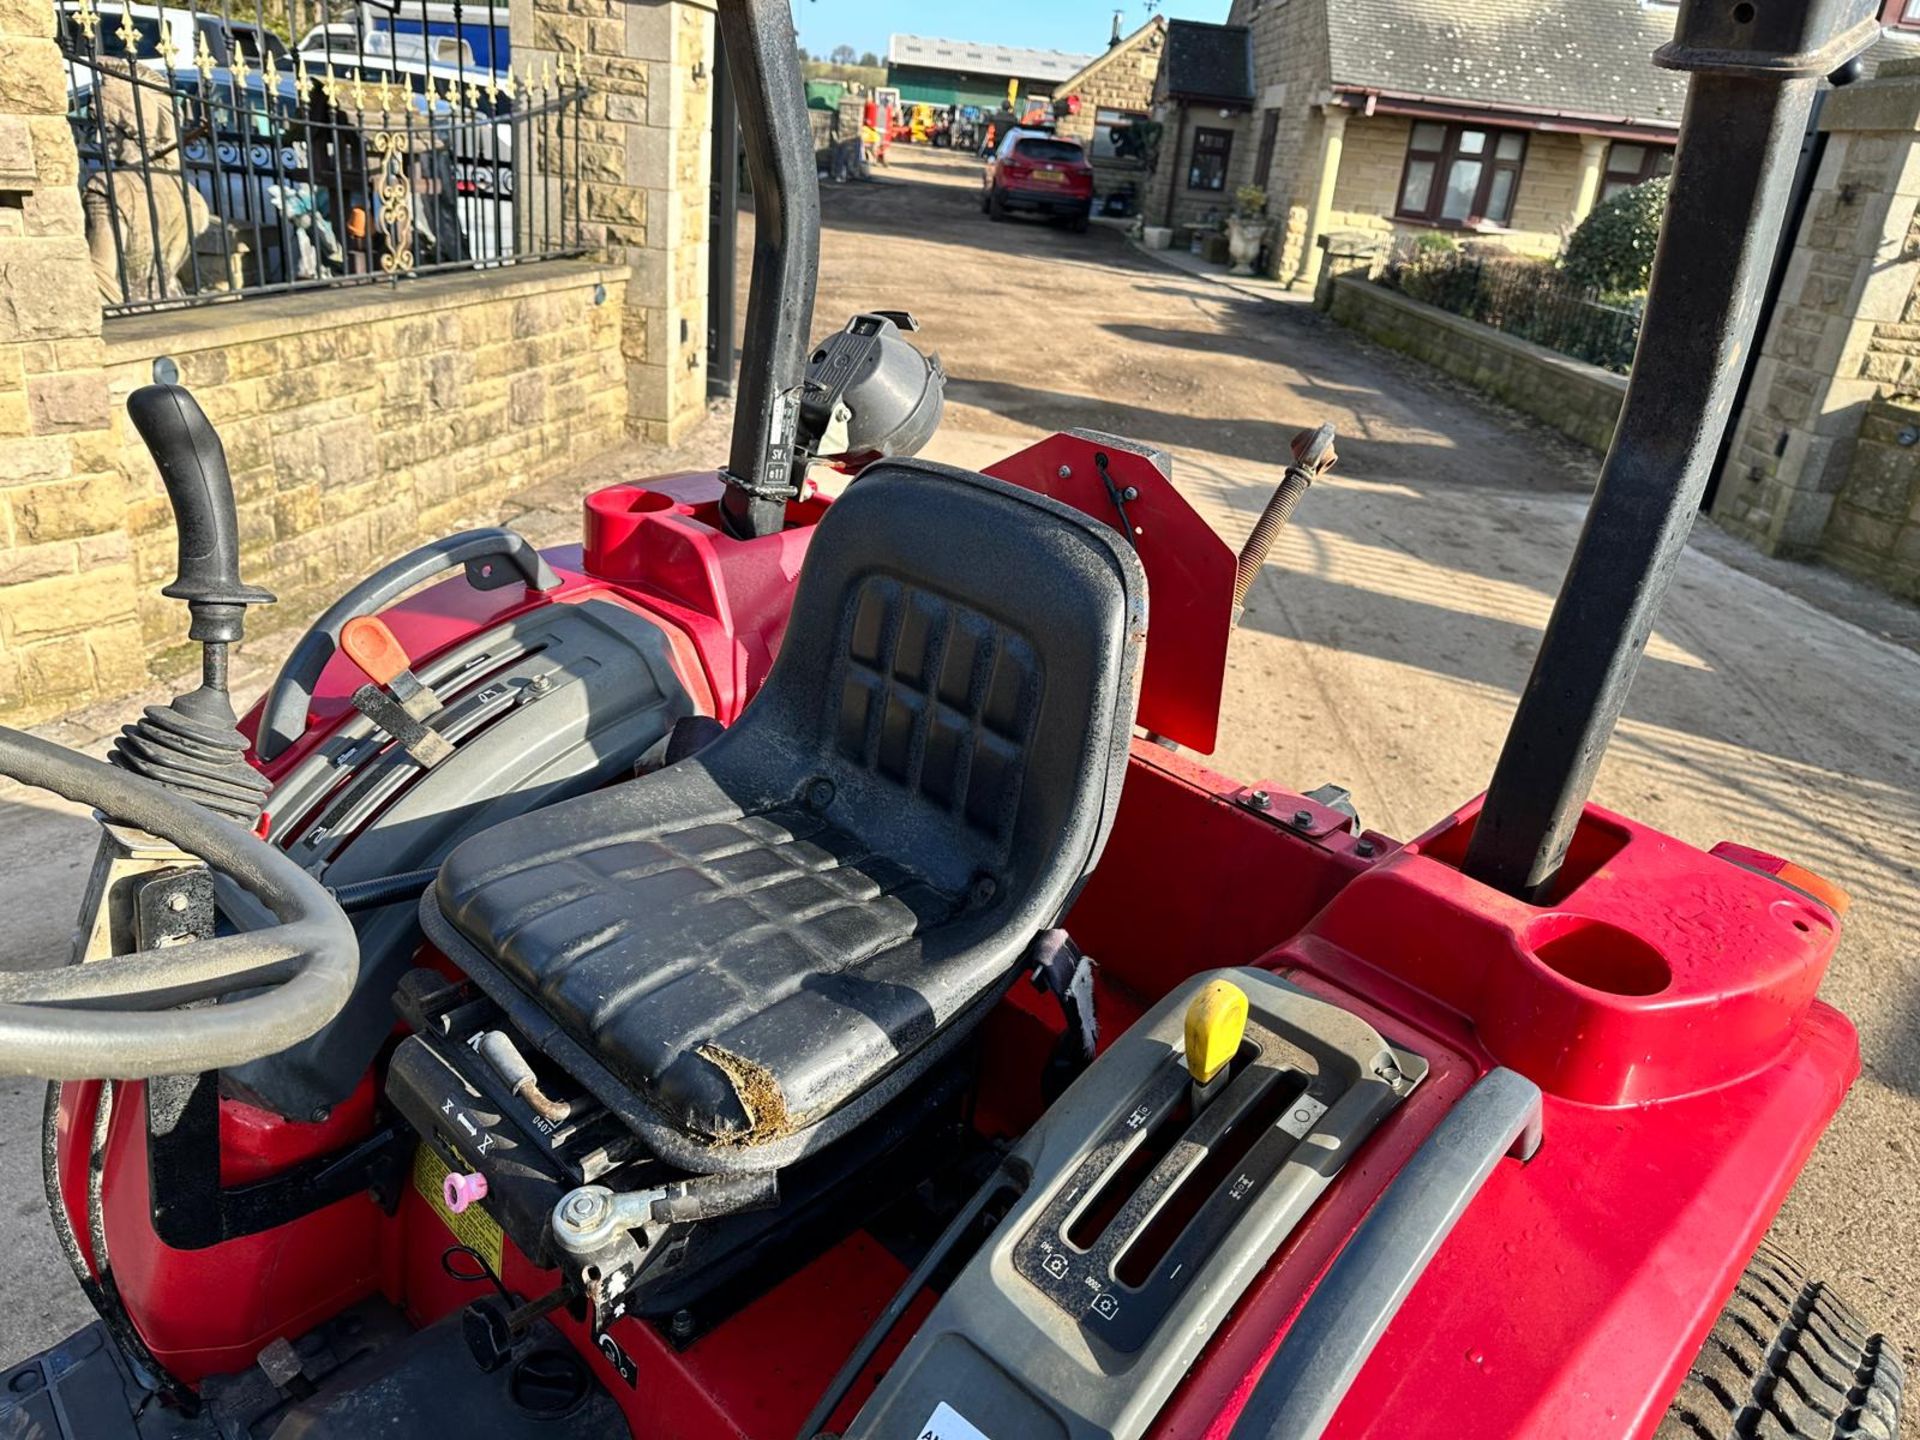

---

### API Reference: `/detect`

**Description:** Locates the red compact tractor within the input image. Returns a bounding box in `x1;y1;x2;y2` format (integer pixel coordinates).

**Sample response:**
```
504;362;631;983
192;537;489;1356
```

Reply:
0;2;1905;1438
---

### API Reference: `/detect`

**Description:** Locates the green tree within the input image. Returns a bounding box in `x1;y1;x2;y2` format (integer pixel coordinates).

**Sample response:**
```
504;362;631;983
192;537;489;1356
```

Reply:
830;43;857;64
858;50;879;66
1561;176;1669;296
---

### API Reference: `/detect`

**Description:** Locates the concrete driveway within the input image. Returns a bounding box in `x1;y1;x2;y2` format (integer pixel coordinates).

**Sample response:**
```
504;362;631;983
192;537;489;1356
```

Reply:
1;143;1915;1393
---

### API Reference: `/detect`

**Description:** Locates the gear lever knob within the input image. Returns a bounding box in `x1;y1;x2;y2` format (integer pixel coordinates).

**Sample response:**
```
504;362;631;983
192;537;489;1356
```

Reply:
127;384;274;646
1184;978;1249;1093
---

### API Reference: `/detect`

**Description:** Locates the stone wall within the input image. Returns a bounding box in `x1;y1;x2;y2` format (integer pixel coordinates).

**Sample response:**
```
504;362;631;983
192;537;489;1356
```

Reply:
1506;132;1585;250
2;0;717;724
1328;275;1625;453
1232;0;1333;283
1326;115;1411;239
0;0;140;719
512;0;714;445
1712;58;1920;564
1816;399;1920;598
1;262;626;724
1863;202;1920;397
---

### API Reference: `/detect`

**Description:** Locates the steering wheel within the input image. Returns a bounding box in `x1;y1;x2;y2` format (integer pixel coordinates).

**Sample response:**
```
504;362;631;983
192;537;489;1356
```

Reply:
0;727;356;1080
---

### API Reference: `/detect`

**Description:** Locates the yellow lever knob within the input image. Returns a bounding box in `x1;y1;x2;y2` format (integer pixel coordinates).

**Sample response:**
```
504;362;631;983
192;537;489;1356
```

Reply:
1184;979;1249;1086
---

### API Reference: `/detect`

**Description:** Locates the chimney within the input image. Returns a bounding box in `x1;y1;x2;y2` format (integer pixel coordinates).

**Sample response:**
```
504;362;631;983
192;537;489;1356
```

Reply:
1109;9;1123;46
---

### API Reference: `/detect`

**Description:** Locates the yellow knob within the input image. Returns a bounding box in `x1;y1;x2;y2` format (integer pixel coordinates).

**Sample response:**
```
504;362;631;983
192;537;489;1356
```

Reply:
1184;979;1249;1086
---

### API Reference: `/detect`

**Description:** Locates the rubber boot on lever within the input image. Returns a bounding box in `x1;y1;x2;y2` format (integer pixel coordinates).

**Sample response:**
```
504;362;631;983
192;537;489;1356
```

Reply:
112;385;275;825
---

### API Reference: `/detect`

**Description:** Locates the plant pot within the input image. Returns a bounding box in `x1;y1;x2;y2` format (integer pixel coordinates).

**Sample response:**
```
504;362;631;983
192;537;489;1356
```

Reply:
1226;215;1267;276
1142;225;1173;251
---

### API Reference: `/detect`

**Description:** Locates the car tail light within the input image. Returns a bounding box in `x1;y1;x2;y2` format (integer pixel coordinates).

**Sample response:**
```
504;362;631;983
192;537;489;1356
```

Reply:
1003;161;1031;180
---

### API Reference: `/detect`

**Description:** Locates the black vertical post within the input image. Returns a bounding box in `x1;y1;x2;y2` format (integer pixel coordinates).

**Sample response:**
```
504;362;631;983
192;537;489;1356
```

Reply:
1462;0;1880;900
707;36;739;400
715;0;819;539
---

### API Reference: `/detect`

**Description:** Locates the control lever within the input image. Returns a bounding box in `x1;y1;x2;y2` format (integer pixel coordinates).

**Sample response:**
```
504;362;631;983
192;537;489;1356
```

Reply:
112;386;276;824
547;1172;779;1327
339;615;454;768
1184;978;1248;1111
129;385;276;639
553;1173;779;1260
1232;422;1338;619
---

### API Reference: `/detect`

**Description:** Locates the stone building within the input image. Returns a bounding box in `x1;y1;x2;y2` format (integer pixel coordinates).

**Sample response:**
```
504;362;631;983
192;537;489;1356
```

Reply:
1051;17;1166;216
1140;19;1256;238
1148;0;1920;290
1148;0;1696;285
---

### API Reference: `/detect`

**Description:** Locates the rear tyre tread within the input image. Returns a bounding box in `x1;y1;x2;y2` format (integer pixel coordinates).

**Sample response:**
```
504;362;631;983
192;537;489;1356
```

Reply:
1654;1243;1903;1440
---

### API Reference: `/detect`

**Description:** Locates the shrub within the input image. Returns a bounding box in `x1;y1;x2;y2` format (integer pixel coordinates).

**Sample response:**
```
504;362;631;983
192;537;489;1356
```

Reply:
1561;177;1668;296
1378;252;1643;373
1233;184;1267;219
1409;231;1458;257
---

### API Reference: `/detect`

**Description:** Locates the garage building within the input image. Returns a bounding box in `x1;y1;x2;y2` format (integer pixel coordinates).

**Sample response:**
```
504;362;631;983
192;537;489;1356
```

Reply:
885;34;1094;111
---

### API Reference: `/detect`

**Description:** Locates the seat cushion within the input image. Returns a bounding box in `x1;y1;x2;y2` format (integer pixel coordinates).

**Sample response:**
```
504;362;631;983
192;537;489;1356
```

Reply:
431;461;1146;1166
437;796;971;1145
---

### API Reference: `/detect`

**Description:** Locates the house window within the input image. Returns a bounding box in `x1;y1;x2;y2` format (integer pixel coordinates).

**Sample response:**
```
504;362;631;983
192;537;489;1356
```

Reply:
1090;108;1148;162
1882;0;1920;27
1188;127;1232;191
1601;141;1674;201
1396;122;1526;227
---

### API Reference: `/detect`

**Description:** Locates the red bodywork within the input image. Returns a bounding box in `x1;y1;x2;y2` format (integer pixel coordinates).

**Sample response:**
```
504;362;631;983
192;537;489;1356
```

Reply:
985;134;1095;218
56;436;1858;1438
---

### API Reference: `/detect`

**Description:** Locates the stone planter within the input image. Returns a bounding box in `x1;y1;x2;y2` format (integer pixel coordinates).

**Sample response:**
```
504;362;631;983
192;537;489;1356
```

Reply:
1227;215;1267;276
1142;225;1173;251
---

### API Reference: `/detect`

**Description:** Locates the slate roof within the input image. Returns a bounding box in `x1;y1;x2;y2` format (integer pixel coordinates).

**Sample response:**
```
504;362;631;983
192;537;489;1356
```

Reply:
1160;19;1255;106
1325;0;1690;128
886;34;1094;85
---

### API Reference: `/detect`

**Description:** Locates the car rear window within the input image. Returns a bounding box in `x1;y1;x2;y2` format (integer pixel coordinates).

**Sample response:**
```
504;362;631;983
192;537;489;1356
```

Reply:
1014;139;1084;163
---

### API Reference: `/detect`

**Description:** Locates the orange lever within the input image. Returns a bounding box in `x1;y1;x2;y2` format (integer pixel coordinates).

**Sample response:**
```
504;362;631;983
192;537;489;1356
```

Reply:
341;615;412;688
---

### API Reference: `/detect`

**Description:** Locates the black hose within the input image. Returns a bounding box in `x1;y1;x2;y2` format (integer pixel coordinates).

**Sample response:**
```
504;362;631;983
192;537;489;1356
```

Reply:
330;866;441;914
41;1080;199;1413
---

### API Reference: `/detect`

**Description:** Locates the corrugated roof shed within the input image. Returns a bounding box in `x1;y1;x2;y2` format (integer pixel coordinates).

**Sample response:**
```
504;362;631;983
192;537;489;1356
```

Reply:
1326;0;1689;127
1160;19;1255;105
886;34;1094;85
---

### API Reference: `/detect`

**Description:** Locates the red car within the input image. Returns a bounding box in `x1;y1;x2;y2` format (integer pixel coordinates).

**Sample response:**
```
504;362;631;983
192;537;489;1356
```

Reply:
983;128;1093;231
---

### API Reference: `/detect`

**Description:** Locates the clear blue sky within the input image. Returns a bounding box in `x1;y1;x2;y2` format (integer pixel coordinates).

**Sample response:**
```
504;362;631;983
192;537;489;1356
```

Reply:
791;0;1229;63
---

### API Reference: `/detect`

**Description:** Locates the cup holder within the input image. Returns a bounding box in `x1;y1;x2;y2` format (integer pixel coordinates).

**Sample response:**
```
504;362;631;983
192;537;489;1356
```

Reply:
1525;914;1671;997
624;489;677;514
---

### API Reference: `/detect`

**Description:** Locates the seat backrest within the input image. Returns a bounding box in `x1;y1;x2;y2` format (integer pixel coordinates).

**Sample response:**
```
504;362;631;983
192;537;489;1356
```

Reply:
708;461;1146;923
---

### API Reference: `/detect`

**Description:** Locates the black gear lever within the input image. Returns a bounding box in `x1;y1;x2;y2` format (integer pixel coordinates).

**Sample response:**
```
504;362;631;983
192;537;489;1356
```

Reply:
113;385;275;824
127;384;275;646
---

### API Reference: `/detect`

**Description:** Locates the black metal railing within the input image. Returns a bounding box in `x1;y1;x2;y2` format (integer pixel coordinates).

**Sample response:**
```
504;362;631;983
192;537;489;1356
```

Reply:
57;0;587;315
1380;253;1644;375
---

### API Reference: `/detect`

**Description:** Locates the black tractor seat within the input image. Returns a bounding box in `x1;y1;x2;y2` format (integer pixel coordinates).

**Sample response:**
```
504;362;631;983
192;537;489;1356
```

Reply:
421;460;1146;1171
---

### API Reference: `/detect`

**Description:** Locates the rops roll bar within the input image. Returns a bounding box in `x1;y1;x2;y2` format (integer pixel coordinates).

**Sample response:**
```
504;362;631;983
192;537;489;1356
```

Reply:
1464;0;1881;898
